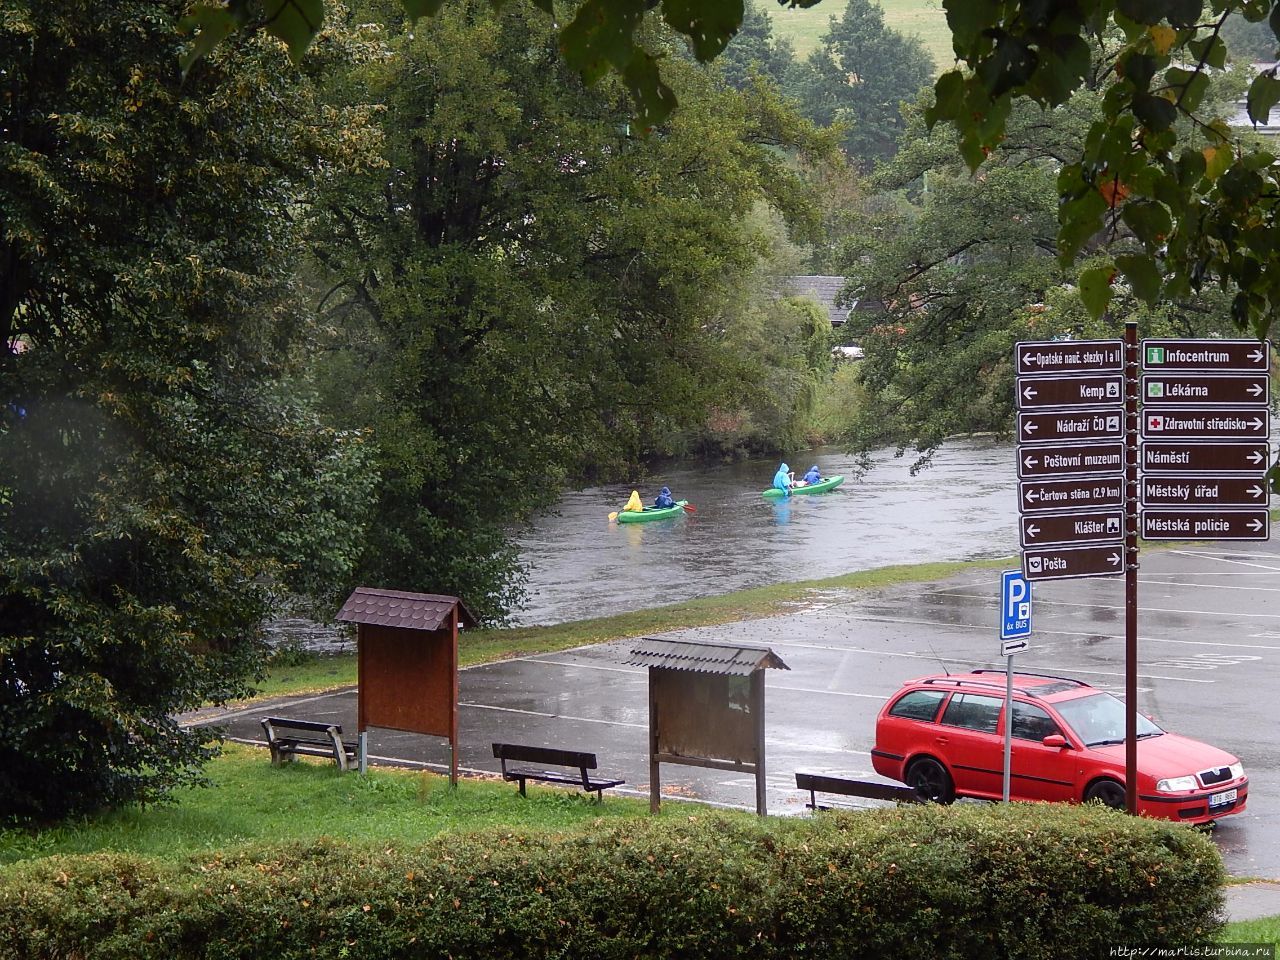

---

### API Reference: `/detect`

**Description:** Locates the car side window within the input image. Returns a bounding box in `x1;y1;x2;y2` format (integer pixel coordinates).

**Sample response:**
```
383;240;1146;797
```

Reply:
887;690;946;722
940;693;1002;734
1010;702;1061;742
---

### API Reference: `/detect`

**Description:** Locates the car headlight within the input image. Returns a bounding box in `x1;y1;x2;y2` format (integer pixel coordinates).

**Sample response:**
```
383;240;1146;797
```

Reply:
1229;762;1244;780
1156;776;1198;793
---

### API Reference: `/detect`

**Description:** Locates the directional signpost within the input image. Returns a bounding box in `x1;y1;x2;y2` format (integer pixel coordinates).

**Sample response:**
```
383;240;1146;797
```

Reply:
1012;330;1274;818
1015;339;1127;584
999;570;1032;803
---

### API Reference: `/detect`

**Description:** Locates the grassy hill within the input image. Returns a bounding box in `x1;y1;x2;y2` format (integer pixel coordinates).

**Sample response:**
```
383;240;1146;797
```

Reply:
766;0;953;71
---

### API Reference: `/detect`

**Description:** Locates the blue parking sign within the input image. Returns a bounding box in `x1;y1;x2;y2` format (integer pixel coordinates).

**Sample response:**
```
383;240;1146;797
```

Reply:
1001;570;1032;641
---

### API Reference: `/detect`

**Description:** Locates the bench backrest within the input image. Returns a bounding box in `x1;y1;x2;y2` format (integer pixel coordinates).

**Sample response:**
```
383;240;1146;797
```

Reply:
794;772;920;803
263;716;344;735
492;742;597;770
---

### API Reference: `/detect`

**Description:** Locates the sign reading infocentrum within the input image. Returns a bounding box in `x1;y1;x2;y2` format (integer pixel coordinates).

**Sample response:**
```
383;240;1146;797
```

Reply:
1142;340;1268;372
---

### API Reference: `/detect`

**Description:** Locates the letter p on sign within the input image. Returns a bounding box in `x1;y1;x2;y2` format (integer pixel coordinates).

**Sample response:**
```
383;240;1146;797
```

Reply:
1001;570;1032;642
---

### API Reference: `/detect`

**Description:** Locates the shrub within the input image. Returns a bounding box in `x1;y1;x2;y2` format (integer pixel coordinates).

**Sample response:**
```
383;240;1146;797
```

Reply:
0;803;1223;960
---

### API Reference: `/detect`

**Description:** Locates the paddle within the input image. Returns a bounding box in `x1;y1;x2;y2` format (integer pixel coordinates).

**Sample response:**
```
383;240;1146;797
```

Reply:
682;503;696;513
608;511;619;522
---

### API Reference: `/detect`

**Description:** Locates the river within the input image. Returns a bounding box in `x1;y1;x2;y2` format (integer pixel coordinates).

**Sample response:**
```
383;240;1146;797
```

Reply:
514;438;1018;625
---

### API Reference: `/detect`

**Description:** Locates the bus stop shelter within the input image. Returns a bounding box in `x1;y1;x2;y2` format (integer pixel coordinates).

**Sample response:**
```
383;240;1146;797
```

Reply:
336;587;477;784
625;638;789;816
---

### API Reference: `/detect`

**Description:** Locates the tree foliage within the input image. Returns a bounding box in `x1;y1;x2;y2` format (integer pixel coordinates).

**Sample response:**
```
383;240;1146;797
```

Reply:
839;67;1241;464
784;0;935;167
305;1;831;621
715;0;796;91
929;0;1280;335
0;1;373;820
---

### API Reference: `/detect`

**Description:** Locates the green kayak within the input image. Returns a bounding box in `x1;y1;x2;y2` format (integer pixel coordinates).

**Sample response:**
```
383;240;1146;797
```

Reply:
616;500;689;523
761;475;844;498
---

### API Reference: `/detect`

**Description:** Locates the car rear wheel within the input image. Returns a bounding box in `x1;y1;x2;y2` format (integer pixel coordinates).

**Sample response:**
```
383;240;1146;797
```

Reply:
1084;778;1125;809
906;757;955;804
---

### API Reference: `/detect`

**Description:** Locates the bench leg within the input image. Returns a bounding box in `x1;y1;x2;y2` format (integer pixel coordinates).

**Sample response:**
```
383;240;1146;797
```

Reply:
518;777;526;797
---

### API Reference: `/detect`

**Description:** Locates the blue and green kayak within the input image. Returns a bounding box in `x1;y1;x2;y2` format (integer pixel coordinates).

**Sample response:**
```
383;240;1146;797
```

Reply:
616;500;689;523
761;475;844;498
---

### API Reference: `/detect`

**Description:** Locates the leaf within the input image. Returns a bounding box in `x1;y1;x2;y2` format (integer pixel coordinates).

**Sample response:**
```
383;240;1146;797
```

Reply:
400;0;448;17
662;0;744;61
1271;0;1280;42
560;0;649;85
621;50;679;132
1247;73;1280;125
1187;33;1226;69
1079;264;1115;319
1115;0;1165;26
1132;93;1177;132
927;70;967;127
976;33;1038;99
1165;0;1202;28
178;6;239;76
1148;24;1176;56
1121;200;1172;245
1199;145;1228;183
944;0;999;54
262;0;325;63
1116;253;1162;304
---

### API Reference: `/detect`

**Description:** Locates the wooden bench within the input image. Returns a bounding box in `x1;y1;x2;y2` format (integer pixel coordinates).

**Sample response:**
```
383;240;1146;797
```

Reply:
261;716;358;772
492;743;624;801
795;772;922;810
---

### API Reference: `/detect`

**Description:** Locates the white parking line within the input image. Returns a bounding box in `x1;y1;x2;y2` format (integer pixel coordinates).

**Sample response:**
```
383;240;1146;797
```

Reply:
1168;550;1280;573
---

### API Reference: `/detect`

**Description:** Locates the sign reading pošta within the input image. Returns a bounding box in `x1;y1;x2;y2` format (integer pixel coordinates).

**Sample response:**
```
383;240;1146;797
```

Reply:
1140;339;1272;543
1014;339;1127;580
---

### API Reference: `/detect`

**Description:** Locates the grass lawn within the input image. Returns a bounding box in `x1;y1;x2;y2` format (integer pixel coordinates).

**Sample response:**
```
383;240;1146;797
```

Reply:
767;0;953;69
252;555;1014;701
0;743;654;866
1223;916;1280;945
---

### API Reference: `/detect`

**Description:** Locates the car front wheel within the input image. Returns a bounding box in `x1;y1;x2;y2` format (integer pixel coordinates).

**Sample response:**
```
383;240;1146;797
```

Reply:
907;757;955;804
1084;778;1126;810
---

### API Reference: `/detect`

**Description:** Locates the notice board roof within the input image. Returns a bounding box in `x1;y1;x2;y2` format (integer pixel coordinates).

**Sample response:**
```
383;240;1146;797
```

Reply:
625;638;789;675
336;587;478;631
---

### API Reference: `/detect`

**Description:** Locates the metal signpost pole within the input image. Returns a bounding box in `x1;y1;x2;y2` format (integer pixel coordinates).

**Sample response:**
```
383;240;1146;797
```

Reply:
1125;320;1139;815
1003;655;1013;802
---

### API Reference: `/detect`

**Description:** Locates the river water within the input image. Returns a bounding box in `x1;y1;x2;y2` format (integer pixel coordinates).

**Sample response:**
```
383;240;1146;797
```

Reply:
514;438;1019;625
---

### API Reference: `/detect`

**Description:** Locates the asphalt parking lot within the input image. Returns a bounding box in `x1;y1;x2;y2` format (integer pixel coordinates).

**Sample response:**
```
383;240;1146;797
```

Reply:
206;540;1280;880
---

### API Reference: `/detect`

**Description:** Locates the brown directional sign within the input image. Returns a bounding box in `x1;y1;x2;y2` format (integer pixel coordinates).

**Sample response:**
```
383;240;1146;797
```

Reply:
1019;441;1126;479
1141;476;1270;508
1142;339;1269;373
1020;509;1124;548
1141;408;1268;440
1019;477;1124;513
1142;374;1268;407
1141;441;1270;475
1017;374;1124;410
1019;409;1123;444
1016;340;1124;376
1023;543;1125;581
1141;509;1269;541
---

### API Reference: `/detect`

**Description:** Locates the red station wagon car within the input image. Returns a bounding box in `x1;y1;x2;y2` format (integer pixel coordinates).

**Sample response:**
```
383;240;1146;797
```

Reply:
872;671;1247;825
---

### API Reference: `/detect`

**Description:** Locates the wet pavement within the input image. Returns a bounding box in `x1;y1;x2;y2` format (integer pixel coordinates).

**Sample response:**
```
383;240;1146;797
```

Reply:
201;539;1280;893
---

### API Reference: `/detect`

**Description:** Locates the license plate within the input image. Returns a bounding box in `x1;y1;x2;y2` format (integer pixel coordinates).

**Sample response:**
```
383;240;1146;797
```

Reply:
1209;788;1237;808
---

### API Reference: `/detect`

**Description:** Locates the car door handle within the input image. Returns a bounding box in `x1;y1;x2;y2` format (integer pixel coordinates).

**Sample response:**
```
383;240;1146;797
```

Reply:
935;736;949;745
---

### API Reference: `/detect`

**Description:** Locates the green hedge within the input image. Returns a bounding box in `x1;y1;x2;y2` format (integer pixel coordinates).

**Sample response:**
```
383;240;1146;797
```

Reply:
0;803;1223;960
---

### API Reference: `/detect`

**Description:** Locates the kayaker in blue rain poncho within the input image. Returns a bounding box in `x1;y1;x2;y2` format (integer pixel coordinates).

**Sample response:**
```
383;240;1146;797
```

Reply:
654;486;676;509
772;462;792;496
802;465;821;486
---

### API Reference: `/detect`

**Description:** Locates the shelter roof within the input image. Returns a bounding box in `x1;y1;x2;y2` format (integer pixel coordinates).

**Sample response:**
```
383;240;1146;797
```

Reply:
336;587;478;631
624;638;789;675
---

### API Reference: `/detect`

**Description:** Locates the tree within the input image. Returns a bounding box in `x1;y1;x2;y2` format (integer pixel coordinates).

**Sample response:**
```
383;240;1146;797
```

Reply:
716;0;796;91
304;0;832;621
0;2;373;820
929;0;1280;338
837;66;1243;465
784;0;935;167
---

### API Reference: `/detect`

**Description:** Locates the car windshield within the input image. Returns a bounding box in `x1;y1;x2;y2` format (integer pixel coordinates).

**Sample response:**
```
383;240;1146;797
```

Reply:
1054;692;1163;747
